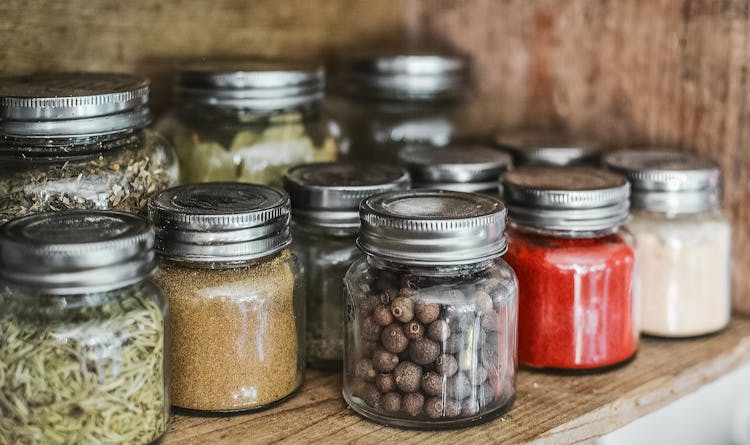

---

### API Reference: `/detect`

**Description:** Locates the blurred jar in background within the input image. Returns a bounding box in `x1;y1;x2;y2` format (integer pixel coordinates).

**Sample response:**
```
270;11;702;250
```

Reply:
494;131;602;167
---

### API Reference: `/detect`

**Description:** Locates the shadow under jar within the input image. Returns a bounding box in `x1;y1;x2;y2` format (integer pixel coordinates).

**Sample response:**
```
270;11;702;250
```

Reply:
0;72;179;223
501;167;637;371
283;162;410;370
343;190;518;428
157;60;342;187
605;149;732;336
0;211;169;445
149;182;303;412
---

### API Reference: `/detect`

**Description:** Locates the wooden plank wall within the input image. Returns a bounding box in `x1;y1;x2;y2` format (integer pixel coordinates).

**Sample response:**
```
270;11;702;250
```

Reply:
1;0;749;309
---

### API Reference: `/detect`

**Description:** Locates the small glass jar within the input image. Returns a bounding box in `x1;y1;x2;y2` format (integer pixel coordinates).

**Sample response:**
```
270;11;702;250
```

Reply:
397;143;512;196
283;162;410;370
0;211;169;445
149;182;303;412
0;72;179;223
343;190;518;428
494;131;602;166
333;54;472;164
502;167;637;370
605;149;732;336
157;60;342;187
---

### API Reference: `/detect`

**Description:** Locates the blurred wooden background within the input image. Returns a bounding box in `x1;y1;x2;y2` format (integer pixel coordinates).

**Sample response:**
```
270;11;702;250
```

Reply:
2;0;749;308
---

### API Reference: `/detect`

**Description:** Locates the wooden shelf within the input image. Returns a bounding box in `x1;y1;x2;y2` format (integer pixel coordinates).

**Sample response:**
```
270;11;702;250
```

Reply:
163;317;750;444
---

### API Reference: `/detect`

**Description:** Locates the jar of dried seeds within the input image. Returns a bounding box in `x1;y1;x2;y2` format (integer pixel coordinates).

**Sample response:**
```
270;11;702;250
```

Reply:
149;182;303;412
283;162;410;370
0;210;168;445
0;72;179;223
343;190;518;428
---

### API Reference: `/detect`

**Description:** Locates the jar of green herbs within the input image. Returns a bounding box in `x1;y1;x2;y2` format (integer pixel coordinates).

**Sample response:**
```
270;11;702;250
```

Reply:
157;60;343;187
0;72;179;223
0;211;169;445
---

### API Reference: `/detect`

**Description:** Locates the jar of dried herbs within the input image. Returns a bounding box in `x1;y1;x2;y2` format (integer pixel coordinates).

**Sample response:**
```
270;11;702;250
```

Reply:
149;182;303;412
157;60;342;187
0;210;168;445
0;72;179;223
283;162;410;370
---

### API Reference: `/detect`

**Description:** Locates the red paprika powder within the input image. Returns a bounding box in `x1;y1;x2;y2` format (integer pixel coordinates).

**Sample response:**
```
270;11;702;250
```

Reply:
501;166;638;370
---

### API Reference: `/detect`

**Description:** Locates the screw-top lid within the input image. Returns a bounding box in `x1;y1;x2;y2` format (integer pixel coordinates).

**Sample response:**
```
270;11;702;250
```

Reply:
283;162;411;230
148;182;291;262
397;144;512;193
502;166;630;232
603;149;721;213
357;190;507;265
494;132;601;166
176;59;325;110
0;72;151;138
0;210;155;294
343;54;470;101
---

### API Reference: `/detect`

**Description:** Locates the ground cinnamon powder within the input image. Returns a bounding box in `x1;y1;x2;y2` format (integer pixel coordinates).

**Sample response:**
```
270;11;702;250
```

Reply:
156;249;300;411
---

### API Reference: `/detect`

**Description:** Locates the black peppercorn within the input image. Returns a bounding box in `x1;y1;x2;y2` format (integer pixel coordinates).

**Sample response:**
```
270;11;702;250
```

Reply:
435;354;458;377
447;372;472;400
444;334;463;354
474;290;494;314
481;343;500;371
394;361;422;393
359;293;380;316
408;337;440;365
428;319;451;342
373;348;399;373
382;392;402;413
399;286;418;298
381;323;409;353
390;296;414;323
479;382;496;407
415;302;440;324
361;316;382;342
380;287;399;305
468;366;488;386
481;312;500;331
354;358;377;382
402;392;424;417
350;377;368;398
376;373;396;393
421;371;445;396
424;397;461;418
372;305;394;327
362;383;382;409
461;398;480;417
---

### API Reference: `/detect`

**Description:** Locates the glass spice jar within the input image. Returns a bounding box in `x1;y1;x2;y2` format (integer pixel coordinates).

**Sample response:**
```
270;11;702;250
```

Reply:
502;167;637;370
283;162;411;370
494;131;602;166
333;54;472;164
149;182;303;412
343;190;518;428
605;149;732;336
0;72;179;223
397;143;512;196
157;60;342;187
0;210;169;445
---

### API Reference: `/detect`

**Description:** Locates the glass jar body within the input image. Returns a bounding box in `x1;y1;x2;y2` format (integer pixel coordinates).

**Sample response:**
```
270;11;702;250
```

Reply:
0;280;169;445
0;130;179;223
158;103;341;187
342;256;518;428
154;249;304;412
292;224;361;370
628;209;731;337
504;225;638;370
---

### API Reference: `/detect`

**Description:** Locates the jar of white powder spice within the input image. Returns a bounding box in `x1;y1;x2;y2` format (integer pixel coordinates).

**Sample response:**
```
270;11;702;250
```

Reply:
148;182;303;412
605;149;732;337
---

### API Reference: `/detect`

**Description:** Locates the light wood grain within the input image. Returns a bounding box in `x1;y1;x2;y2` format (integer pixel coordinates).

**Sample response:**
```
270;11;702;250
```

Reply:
162;317;750;444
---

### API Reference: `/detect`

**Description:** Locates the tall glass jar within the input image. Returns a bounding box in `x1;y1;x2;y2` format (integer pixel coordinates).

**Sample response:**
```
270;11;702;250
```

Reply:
0;211;168;445
501;167;637;370
333;54;472;164
0;72;179;222
494;131;602;166
605;149;732;336
397;143;512;196
149;182;303;412
157;60;342;187
283;162;410;370
343;190;518;428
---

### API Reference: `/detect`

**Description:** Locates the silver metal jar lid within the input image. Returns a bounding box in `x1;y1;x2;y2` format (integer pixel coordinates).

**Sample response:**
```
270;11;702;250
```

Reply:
0;72;151;138
148;182;291;262
343;54;470;101
494;132;601;166
603;149;721;213
176;59;325;110
502;166;630;232
357;190;508;266
0;210;155;294
283;162;411;230
397;144;512;191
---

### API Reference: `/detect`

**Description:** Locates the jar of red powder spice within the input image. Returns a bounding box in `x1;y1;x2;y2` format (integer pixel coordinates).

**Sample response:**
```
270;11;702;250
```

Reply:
501;167;637;370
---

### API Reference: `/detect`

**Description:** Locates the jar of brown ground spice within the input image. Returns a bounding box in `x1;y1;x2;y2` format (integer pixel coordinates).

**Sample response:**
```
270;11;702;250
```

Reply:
149;182;303;412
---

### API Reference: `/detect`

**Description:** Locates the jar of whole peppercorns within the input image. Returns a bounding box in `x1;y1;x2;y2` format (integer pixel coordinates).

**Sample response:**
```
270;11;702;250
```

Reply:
343;190;518;428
